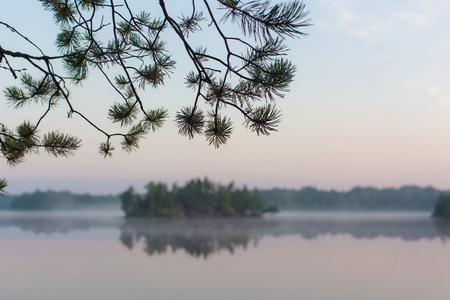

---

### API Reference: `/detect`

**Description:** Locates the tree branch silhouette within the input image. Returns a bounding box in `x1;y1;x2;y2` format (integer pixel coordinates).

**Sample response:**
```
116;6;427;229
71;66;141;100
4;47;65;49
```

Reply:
0;0;310;193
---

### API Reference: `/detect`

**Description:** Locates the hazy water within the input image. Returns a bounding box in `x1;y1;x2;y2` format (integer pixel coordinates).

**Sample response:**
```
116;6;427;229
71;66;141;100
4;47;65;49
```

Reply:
1;211;450;300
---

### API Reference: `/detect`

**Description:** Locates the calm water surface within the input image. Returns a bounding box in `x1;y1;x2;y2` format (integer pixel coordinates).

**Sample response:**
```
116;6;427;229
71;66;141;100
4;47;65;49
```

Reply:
1;211;450;300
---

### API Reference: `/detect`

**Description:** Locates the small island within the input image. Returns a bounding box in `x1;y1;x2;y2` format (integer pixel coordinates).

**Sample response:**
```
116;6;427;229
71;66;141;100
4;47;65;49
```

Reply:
120;178;275;218
432;193;450;218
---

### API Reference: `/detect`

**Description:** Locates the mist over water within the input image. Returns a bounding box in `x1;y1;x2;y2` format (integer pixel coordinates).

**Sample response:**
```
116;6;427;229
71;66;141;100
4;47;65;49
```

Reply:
1;211;450;300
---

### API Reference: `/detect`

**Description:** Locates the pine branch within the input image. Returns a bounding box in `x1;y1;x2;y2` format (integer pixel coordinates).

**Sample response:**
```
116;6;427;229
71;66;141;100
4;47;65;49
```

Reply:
219;0;311;41
42;131;82;157
0;178;7;197
1;0;310;183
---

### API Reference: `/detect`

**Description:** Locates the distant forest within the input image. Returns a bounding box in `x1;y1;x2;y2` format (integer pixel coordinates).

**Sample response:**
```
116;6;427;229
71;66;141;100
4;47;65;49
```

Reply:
0;185;444;212
260;186;442;211
0;190;119;211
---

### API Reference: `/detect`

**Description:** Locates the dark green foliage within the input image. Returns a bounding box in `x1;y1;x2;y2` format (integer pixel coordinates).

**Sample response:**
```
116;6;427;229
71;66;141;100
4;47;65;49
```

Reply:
1;71;79;168
108;101;139;127
0;179;7;197
205;116;233;148
43;131;82;157
3;190;120;211
98;141;115;157
261;186;442;211
39;0;77;25
120;177;270;218
175;107;205;139
63;50;89;81
432;193;450;218
5;74;58;108
143;108;168;132
179;11;206;37
55;28;82;52
261;205;278;213
248;58;296;100
219;0;310;40
1;123;81;167
120;187;136;215
247;104;282;135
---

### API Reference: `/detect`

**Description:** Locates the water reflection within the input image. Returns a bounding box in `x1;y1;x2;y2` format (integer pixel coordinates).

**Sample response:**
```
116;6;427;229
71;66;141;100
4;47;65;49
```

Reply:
120;218;264;258
0;211;122;234
434;218;450;243
1;212;450;258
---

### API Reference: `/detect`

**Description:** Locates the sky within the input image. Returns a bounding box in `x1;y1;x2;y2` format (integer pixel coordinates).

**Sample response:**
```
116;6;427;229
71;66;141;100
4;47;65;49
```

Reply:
1;0;450;194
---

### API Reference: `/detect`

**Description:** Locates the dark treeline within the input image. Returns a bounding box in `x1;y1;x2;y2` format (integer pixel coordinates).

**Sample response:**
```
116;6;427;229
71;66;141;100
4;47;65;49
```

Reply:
433;193;450;218
261;186;442;211
121;178;272;218
0;195;14;210
1;190;120;211
1;184;445;212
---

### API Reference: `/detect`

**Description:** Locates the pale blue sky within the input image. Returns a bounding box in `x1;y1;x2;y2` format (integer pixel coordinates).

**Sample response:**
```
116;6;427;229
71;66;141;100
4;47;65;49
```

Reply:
2;0;450;194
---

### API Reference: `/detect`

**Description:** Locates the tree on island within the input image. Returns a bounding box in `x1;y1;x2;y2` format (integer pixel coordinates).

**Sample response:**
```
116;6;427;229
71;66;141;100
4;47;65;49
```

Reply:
120;177;269;218
0;0;310;195
432;193;450;218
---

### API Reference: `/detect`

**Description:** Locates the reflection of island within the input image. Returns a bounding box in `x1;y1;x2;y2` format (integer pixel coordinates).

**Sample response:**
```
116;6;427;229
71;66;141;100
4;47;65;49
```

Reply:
2;212;450;258
119;218;265;258
118;213;450;258
433;219;450;242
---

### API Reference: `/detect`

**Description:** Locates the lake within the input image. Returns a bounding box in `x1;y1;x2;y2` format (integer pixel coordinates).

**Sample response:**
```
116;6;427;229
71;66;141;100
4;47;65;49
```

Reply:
1;211;450;300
